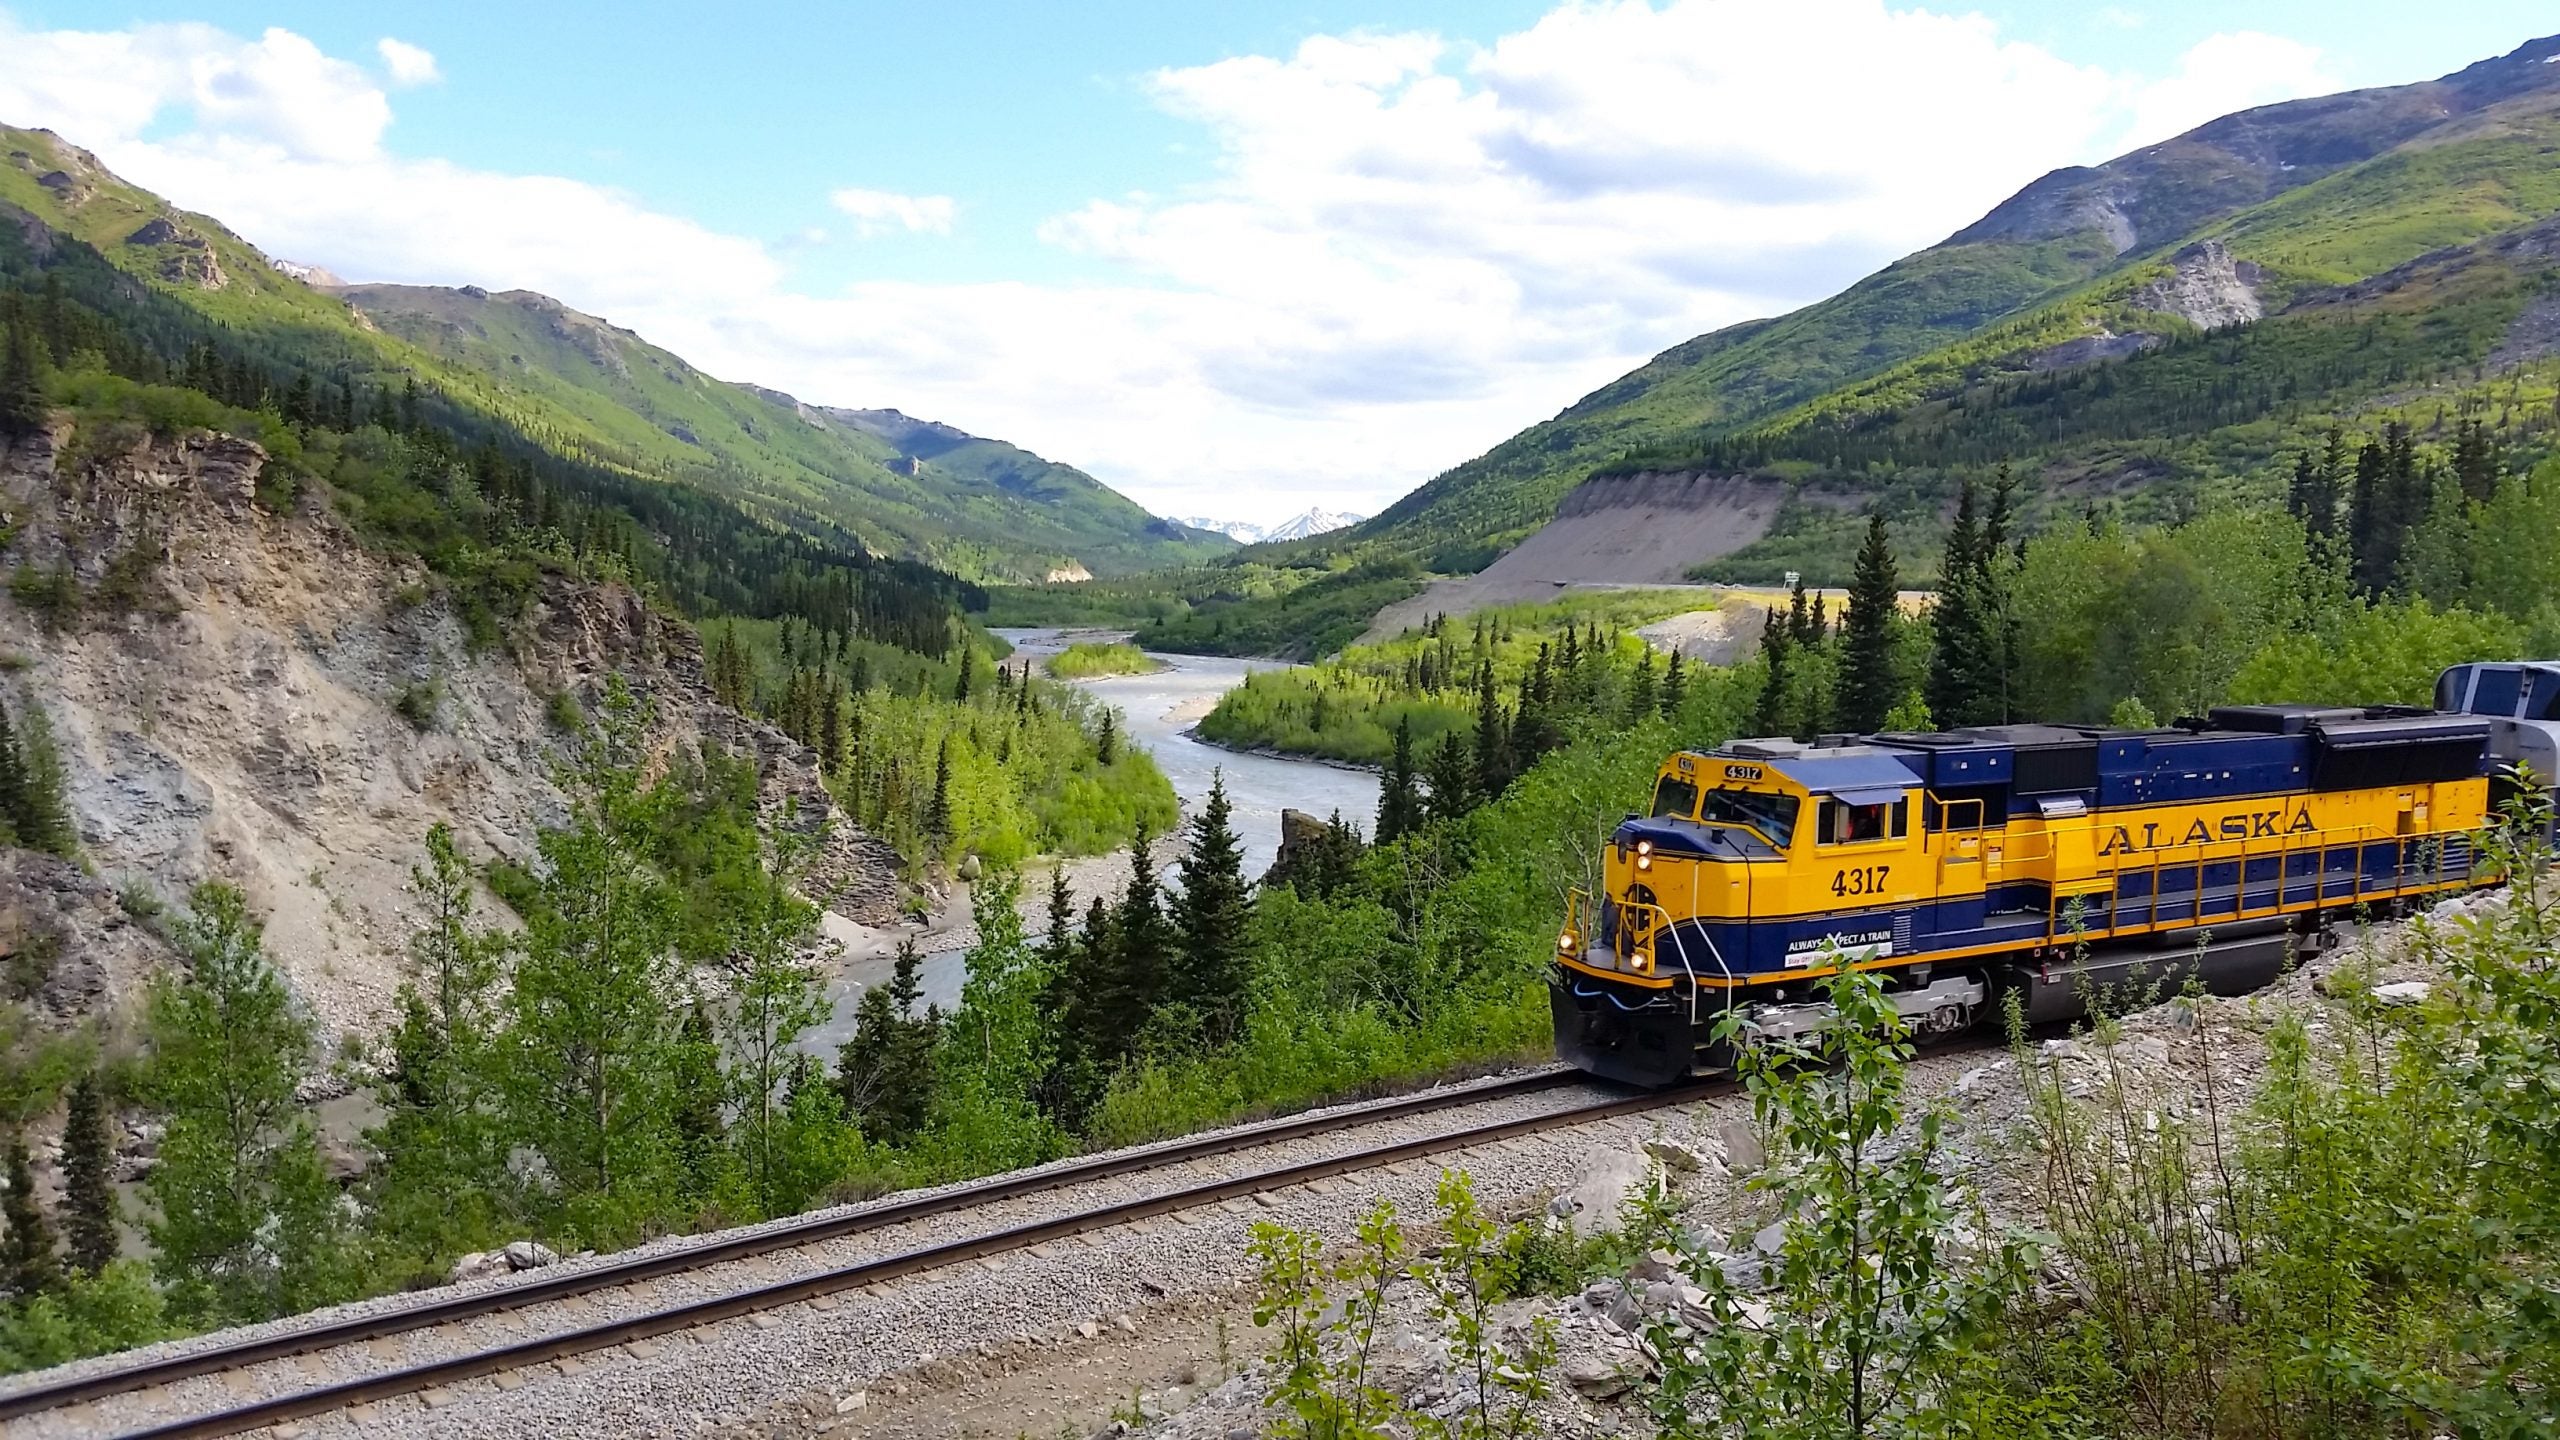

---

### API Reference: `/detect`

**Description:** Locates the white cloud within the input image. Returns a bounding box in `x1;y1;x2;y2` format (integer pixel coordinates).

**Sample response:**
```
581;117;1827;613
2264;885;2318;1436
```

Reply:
830;187;958;237
2123;31;2339;150
376;37;441;88
0;6;2347;525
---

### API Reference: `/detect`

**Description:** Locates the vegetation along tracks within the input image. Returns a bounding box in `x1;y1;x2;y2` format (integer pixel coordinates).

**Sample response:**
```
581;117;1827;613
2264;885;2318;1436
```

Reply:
8;1067;1734;1439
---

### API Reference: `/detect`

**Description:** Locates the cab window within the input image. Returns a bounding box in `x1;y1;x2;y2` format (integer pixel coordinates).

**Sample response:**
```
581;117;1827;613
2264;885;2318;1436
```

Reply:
1818;797;1908;845
1701;788;1801;848
1650;777;1700;819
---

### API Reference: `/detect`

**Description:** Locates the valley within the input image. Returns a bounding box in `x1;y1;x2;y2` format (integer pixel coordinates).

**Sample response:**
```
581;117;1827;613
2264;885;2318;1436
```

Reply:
2;15;2560;1440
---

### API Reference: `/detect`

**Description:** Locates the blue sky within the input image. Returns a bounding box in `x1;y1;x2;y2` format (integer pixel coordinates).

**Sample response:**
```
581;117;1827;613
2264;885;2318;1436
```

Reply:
1;2;2553;521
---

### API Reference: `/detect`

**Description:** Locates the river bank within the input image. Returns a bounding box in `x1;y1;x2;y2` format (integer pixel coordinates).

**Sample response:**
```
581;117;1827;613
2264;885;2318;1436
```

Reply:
803;630;1370;1042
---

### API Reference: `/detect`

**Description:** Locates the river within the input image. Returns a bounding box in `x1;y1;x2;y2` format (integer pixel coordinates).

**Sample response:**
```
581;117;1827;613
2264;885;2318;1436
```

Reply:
802;630;1376;1043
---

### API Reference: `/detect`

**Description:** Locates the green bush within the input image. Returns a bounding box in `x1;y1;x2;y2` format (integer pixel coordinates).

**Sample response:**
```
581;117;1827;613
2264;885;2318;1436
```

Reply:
392;677;442;732
1045;641;1161;679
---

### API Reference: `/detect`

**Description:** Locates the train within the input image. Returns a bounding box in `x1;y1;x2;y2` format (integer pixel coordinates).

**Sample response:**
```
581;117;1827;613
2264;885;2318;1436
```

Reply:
1552;660;2560;1086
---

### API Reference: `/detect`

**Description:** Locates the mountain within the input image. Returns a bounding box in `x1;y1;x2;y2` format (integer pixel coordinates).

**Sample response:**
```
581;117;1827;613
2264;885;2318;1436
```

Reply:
1177;508;1366;544
1319;31;2560;584
0;124;1218;584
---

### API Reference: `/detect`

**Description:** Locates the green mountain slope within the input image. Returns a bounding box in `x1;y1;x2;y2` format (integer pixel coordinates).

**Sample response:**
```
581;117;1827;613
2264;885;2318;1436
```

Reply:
1335;32;2560;571
0;125;1215;583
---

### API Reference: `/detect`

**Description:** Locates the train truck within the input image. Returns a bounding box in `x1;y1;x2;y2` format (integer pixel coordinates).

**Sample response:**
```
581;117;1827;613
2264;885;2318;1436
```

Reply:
1551;661;2560;1086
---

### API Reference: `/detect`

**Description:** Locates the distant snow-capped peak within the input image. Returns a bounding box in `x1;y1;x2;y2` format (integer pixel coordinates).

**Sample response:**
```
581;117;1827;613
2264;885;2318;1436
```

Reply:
1177;508;1365;544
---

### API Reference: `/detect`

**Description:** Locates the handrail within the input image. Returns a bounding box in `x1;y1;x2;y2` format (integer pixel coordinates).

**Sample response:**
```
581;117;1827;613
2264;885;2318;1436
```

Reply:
2058;804;2470;941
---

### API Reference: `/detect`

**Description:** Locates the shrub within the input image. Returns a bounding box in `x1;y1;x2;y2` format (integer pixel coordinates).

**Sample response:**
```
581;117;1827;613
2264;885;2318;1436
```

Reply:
392;677;442;732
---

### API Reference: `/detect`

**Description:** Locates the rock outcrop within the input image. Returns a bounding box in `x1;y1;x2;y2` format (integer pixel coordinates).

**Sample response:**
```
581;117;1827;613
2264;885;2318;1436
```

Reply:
2131;239;2264;330
0;418;899;1038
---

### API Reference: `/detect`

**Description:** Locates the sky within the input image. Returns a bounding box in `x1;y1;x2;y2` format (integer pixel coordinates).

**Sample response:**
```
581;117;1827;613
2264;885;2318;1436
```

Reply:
0;2;2552;524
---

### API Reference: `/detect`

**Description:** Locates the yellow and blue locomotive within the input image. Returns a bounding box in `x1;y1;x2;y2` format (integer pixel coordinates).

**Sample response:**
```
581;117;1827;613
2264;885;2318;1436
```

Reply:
1553;661;2560;1085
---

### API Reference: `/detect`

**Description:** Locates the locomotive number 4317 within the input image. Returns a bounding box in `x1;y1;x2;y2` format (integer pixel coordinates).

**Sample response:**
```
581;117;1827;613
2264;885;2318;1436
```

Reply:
1830;865;1890;897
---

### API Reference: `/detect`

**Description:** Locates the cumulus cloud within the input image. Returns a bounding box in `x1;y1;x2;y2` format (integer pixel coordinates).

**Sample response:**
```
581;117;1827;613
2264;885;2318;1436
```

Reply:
0;5;2347;523
376;37;441;88
830;187;958;237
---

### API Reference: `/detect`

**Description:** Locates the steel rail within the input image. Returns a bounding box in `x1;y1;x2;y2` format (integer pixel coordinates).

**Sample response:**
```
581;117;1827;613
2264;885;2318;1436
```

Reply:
117;1077;1723;1440
0;1067;1584;1425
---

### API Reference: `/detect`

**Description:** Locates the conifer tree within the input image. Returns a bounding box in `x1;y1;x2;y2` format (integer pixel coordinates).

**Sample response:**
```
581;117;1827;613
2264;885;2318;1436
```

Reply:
0;321;44;439
1171;772;1251;1044
1039;867;1077;972
926;736;953;844
1926;473;2008;728
1753;606;1792;737
1660;652;1687;721
1096;708;1118;765
0;694;73;856
2;1135;57;1301
834;940;936;1144
62;1071;116;1276
1113;824;1174;1021
1624;651;1657;726
1375;715;1424;844
1837;514;1903;734
1424;731;1473;823
1471;660;1510;799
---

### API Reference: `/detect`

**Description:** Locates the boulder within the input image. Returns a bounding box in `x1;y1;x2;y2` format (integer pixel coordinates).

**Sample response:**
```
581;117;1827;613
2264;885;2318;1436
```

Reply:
2374;981;2432;1007
503;1240;560;1270
1555;1146;1654;1236
447;1251;508;1284
1561;1349;1643;1399
1642;1137;1711;1174
1714;1115;1765;1174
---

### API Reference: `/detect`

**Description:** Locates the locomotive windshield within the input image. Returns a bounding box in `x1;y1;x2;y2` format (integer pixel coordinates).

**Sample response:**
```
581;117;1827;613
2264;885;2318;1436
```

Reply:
1701;788;1801;847
1650;777;1700;819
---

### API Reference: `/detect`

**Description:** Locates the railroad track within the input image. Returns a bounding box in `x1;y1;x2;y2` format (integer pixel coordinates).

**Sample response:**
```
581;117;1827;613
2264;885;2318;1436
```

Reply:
8;1067;1725;1440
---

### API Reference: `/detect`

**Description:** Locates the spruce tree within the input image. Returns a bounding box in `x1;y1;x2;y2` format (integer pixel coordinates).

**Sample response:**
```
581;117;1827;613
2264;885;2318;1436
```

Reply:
1926;474;2006;728
1624;652;1657;726
1753;606;1792;737
1096;708;1118;765
1837;513;1902;734
1170;772;1251;1044
2;1135;57;1300
1375;714;1424;843
1660;652;1687;721
1112;824;1174;1021
0;699;26;848
1424;731;1473;823
1039;867;1077;972
0;321;44;439
926;736;953;844
0;694;73;856
62;1071;116;1276
1470;660;1510;799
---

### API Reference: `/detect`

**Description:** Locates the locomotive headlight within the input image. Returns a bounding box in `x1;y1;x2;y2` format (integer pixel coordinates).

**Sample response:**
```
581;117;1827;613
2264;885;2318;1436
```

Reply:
1557;929;1577;953
1635;840;1653;856
1635;854;1653;871
1634;840;1653;872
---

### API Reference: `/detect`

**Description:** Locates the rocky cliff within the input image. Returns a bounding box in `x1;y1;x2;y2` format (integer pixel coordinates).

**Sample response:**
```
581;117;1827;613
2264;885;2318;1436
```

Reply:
0;419;898;1039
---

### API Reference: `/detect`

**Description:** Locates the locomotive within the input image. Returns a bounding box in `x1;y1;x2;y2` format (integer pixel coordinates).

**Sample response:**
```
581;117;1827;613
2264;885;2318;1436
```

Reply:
1552;660;2560;1086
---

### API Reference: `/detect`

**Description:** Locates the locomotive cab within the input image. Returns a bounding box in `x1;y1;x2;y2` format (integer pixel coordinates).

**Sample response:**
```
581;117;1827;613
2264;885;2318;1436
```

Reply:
1558;743;1943;1084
